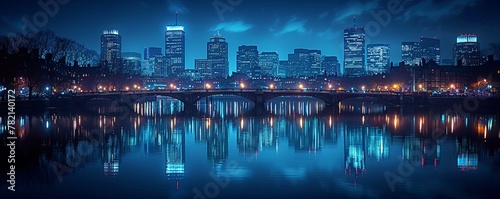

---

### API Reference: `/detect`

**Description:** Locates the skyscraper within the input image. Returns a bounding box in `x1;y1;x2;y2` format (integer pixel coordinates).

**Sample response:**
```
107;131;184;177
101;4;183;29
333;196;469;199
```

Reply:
420;37;440;64
100;29;122;73
344;25;365;77
259;52;279;77
367;44;390;74
236;45;259;78
401;42;421;66
322;56;340;76
454;34;480;66
207;32;229;78
165;25;185;76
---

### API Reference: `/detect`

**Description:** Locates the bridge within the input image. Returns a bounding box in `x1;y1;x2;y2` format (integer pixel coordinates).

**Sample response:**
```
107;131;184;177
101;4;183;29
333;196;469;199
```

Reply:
70;89;429;113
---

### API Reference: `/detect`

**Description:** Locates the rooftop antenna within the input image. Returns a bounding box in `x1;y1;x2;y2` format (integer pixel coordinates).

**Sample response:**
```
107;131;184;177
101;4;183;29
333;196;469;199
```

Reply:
175;12;178;25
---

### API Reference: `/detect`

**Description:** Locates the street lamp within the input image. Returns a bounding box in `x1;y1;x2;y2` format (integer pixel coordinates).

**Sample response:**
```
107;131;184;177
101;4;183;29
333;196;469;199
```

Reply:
418;84;423;91
240;83;245;89
205;83;211;89
270;84;275;89
328;84;333;89
299;83;304;90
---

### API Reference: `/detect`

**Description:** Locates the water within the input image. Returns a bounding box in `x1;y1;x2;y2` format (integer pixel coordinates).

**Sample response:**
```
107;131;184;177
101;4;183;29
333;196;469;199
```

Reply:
1;96;499;199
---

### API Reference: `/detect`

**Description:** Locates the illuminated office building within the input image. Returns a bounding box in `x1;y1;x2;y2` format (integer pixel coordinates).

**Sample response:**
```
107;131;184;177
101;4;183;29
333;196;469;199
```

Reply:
401;42;421;66
237;45;259;78
454;34;480;66
100;29;122;73
259;52;279;77
367;44;390;75
420;37;441;64
165;25;185;75
207;32;229;78
322;56;340;76
344;25;365;77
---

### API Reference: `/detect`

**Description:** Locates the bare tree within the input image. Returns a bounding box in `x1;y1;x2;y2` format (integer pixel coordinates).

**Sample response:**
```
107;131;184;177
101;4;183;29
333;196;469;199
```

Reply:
489;43;500;60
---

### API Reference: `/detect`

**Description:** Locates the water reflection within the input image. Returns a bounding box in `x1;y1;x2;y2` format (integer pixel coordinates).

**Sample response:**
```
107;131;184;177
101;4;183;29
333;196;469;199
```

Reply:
1;98;500;198
197;95;254;118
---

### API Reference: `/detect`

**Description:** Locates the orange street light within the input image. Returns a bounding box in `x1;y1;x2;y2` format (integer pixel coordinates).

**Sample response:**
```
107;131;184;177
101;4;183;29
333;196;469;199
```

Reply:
270;84;275;89
240;83;245;89
299;84;304;89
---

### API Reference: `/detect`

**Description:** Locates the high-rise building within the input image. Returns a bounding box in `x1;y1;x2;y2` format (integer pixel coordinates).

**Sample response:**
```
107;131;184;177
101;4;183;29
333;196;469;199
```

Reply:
322;56;340;76
122;52;142;75
454;34;480;66
309;50;322;76
195;59;212;78
420;37;440;64
344;26;365;77
236;45;259;78
165;25;185;75
401;42;421;66
287;49;322;77
154;56;170;77
367;44;390;74
259;52;279;77
100;29;122;73
207;32;229;78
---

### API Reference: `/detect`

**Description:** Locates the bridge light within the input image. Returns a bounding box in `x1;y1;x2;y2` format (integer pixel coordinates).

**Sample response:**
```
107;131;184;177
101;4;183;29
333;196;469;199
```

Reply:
125;86;130;91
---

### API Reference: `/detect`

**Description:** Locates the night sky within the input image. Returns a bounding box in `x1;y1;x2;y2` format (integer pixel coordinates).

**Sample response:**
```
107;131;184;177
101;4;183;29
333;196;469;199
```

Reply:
1;0;499;73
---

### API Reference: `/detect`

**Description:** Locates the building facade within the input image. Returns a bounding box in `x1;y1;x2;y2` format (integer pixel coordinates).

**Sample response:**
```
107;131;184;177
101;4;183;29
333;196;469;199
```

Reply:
420;37;440;64
259;52;279;77
207;32;229;78
236;45;259;78
401;41;421;66
322;56;340;76
195;59;212;78
165;25;185;76
454;34;480;66
367;44;390;75
100;29;122;73
344;27;365;77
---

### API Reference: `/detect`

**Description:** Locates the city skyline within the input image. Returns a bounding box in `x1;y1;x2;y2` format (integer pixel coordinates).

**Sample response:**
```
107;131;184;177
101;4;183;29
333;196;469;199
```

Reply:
2;0;499;74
